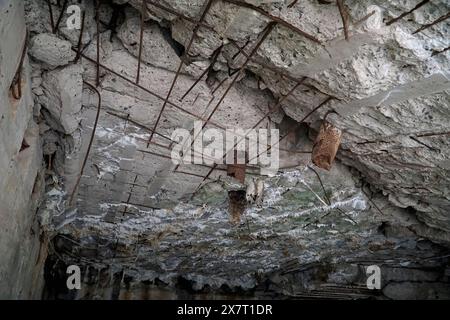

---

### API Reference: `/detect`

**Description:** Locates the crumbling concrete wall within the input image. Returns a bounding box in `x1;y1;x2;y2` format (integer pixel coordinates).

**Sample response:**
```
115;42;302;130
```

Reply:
0;0;45;299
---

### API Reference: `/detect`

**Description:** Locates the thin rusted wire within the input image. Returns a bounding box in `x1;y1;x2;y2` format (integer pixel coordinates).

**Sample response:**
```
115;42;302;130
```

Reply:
69;81;102;206
413;11;450;34
336;0;350;41
287;0;298;9
147;0;216;147
10;30;29;100
95;0;101;87
386;0;431;26
222;0;321;45
106;111;173;143
416;131;450;138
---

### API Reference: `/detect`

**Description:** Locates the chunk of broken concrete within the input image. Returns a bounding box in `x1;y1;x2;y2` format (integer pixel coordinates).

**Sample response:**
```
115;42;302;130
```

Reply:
29;33;76;69
38;64;83;134
118;17;181;73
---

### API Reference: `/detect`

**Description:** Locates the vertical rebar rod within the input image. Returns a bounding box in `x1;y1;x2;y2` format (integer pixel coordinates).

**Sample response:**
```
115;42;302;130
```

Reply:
95;0;101;87
11;30;29;100
136;0;147;84
336;0;350;40
69;81;102;206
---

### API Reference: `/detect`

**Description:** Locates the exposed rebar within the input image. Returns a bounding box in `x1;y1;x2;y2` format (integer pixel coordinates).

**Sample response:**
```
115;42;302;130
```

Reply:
336;0;350;41
413;11;450;34
69;81;102;206
147;0;216;146
386;0;431;26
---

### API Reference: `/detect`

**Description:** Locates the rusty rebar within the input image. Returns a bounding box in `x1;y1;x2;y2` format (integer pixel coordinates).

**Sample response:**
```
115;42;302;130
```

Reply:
416;131;450;138
202;22;276;130
173;23;276;173
180;44;223;101
386;0;431;26
75;51;229;131
106;111;173;143
354;10;376;27
222;0;321;45
247;96;333;164
106;113;223;166
10;30;29;100
95;0;101;87
431;45;450;56
136;0;147;84
46;0;56;33
175;170;213;180
122;175;138;216
69;81;102;206
200;78;304;183
147;0;216;147
74;10;86;63
307;165;332;205
54;0;69;33
413;11;450;34
147;0;313;86
287;0;299;9
336;0;350;41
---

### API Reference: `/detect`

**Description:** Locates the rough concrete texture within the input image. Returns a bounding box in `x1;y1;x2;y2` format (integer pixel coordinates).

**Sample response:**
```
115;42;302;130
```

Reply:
29;33;76;69
38;64;84;134
135;0;450;241
0;0;46;299
49;165;450;299
16;0;450;299
118;17;182;73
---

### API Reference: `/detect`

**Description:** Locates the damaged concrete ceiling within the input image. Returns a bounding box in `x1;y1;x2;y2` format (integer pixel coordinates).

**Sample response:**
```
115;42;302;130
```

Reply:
23;0;450;299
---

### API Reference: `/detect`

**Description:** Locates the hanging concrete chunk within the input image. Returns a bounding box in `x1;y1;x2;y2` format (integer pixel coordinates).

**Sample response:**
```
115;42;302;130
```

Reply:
227;151;247;224
312;121;342;171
